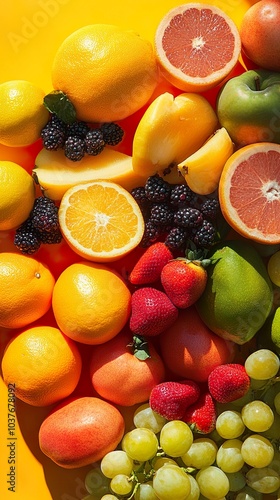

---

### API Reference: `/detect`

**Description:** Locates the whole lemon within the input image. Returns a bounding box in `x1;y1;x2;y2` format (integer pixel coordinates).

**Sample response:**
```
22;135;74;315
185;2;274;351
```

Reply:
0;80;49;147
51;24;159;122
52;261;131;344
0;161;35;230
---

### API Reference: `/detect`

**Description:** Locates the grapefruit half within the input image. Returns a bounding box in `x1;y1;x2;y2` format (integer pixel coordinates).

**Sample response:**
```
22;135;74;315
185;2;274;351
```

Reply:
219;142;280;244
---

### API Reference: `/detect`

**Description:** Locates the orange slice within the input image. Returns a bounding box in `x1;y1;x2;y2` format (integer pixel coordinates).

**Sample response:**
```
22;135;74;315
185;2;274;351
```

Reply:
155;3;241;93
58;181;145;262
219;143;280;244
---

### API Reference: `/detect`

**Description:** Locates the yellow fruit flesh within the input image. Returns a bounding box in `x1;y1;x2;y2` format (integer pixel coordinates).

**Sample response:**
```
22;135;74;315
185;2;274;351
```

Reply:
132;92;218;177
178;127;234;195
33;147;146;200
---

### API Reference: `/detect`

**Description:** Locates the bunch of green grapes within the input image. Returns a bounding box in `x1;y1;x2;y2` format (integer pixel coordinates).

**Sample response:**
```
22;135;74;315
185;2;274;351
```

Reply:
82;348;280;500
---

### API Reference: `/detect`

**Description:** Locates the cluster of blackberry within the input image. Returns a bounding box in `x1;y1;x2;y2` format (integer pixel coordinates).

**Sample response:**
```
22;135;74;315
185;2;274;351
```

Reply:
131;175;221;251
14;196;62;254
41;114;124;162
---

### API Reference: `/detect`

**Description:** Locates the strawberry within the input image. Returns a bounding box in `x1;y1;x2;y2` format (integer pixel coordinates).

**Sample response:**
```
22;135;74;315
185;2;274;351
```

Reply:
160;246;210;308
129;242;173;285
182;392;216;434
208;363;250;403
129;287;178;336
149;380;200;420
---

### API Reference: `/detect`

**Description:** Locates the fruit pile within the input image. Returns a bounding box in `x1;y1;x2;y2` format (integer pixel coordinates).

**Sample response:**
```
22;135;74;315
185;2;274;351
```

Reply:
1;1;280;500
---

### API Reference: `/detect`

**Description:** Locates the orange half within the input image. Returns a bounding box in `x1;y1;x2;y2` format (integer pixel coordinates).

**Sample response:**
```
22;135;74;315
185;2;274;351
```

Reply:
155;3;241;93
219;143;280;244
58;181;145;262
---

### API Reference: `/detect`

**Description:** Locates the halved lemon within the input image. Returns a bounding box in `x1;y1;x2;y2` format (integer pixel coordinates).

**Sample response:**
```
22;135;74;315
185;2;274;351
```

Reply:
58;181;145;262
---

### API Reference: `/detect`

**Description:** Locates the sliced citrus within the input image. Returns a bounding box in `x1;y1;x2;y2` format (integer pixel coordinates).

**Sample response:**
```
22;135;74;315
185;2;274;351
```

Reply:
132;92;218;177
154;3;241;93
219;143;280;244
178;127;234;195
58;181;145;262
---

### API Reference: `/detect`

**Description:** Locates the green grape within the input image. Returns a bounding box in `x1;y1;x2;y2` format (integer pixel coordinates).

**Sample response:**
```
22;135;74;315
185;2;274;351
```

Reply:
226;471;246;492
152;464;191;500
216;439;244;473
159;420;193;457
274;391;280;414
100;496;118;500
241;400;274;432
186;474;200;500
235;485;263;500
215;410;245;439
244;349;280;380
249;378;270;391
110;474;133;496
195;466;230;499
246;467;280;494
122;427;159;461
134;481;159;500
181;438;218;469
153;457;178;470
262;382;280;407
261;411;280;439
269;448;280;474
133;403;167;433
241;434;274;468
100;450;134;478
84;468;111;497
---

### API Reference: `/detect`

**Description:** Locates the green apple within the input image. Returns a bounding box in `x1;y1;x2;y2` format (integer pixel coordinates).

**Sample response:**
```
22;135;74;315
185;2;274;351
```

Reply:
217;69;280;147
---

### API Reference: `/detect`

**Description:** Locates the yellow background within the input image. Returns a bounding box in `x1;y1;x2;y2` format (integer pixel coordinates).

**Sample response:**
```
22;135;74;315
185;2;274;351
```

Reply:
0;1;257;499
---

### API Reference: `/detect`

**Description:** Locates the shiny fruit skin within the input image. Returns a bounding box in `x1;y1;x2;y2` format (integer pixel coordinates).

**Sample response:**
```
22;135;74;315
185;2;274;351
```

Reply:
240;0;280;72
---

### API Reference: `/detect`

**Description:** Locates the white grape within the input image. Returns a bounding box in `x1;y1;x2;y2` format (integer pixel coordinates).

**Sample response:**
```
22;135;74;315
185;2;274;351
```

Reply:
241;434;274;468
181;438;217;469
246;467;280;493
226;471;246;492
153;464;191;500
133;403;167;433
100;450;134;478
216;439;244;473
159;420;193;457
153;457;177;470
274;391;280;414
244;349;280;380
196;466;230;499
110;474;133;496
215;410;245;439
122;427;159;462
241;400;274;432
186;474;200;500
134;481;159;500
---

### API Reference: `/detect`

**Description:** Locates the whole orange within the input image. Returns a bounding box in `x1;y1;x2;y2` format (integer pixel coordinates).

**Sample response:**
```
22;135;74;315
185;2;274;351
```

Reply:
90;328;165;406
159;307;236;382
39;396;125;468
0;252;55;329
240;0;280;72
52;261;131;344
51;24;158;123
1;326;82;407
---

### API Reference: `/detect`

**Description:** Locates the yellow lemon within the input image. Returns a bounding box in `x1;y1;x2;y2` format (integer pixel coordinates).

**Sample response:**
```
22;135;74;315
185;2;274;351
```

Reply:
0;80;49;147
0;160;35;230
51;24;159;123
178;127;234;195
132;92;218;178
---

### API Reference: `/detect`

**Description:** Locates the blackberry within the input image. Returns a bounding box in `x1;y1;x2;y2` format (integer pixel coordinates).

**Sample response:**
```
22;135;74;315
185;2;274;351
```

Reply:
165;227;188;251
85;129;105;156
170;184;197;207
200;198;220;220
14;219;41;254
150;203;174;227
31;196;60;233
64;136;85;161
144;175;171;203
41;126;65;150
48;114;68;134
100;122;124;146
193;219;216;248
67;121;90;139
131;186;149;207
140;220;161;247
40;230;62;245
174;207;204;228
